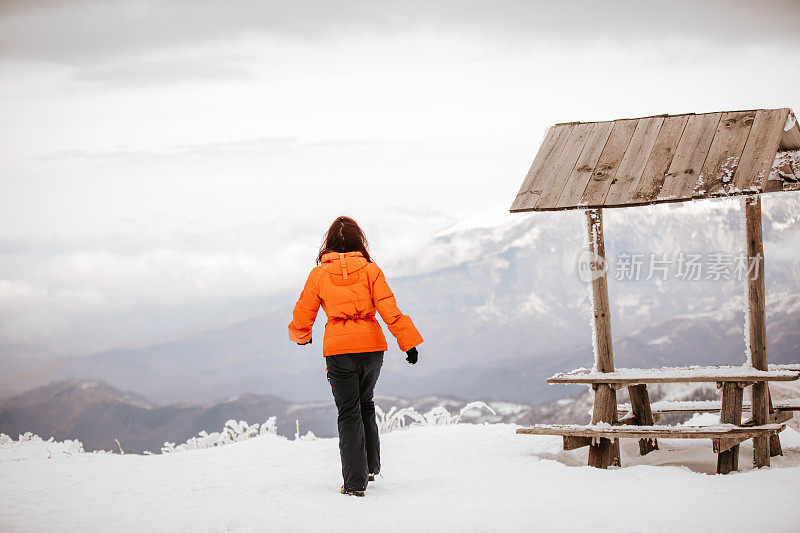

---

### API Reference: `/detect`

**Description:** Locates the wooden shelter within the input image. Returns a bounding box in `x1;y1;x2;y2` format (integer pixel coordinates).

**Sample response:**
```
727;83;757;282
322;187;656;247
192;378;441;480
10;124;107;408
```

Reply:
512;108;800;473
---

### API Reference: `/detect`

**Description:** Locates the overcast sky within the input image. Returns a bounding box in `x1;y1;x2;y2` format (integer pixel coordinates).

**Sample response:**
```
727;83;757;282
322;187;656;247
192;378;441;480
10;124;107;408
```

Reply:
1;0;799;358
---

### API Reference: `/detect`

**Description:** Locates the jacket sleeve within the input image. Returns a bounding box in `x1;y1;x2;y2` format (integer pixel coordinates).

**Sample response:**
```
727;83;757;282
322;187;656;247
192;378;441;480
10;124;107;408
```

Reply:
288;269;321;344
370;265;423;352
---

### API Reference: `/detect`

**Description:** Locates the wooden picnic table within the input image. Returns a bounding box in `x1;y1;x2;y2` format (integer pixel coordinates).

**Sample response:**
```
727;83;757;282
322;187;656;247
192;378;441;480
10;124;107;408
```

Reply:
518;365;800;473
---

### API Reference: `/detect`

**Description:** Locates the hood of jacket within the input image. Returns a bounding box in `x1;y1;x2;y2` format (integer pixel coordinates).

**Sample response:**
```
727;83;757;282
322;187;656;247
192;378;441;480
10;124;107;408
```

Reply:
320;251;369;280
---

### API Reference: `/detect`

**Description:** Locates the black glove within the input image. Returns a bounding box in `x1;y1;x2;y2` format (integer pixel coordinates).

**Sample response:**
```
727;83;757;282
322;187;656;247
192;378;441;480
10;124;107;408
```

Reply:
405;347;418;365
298;338;312;346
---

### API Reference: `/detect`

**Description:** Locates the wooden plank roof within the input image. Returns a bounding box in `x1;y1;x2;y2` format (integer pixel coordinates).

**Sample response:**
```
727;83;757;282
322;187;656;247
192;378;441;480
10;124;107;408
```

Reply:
510;108;800;212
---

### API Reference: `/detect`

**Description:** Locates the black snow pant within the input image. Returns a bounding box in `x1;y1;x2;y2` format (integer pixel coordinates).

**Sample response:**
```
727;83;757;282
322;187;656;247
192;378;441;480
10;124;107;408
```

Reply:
326;350;383;491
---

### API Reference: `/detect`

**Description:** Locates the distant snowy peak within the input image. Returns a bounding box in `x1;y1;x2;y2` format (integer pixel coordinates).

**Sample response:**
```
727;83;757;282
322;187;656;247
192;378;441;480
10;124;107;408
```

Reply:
1;379;153;410
389;193;800;279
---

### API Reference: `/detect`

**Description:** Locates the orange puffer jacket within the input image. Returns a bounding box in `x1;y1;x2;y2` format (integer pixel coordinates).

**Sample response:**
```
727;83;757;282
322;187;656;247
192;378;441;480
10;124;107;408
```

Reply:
288;251;423;357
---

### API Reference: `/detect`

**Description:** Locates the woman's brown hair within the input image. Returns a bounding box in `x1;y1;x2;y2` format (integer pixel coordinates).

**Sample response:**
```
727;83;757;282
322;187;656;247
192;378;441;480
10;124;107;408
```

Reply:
317;216;373;264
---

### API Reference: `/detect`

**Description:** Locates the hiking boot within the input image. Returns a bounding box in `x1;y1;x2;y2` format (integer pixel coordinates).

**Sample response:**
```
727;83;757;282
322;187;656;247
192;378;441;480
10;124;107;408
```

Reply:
340;486;365;497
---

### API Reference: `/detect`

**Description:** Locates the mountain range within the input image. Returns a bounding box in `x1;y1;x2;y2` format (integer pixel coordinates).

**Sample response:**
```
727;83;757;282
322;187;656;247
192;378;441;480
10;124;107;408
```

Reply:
0;379;532;453
1;195;799;409
7;371;798;454
0;377;723;454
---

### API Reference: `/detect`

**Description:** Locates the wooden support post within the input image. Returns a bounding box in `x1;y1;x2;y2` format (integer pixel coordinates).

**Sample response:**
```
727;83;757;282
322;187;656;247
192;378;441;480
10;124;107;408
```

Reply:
744;196;770;468
584;208;620;468
586;208;614;373
628;384;658;455
717;382;744;474
768;390;783;457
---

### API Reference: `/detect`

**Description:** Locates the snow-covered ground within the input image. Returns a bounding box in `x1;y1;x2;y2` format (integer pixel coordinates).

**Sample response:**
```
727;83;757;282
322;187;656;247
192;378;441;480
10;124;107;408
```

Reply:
3;420;800;532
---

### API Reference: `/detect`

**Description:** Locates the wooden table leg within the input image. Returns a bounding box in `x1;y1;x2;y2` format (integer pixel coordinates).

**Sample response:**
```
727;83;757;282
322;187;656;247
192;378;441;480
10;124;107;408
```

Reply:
588;384;621;468
717;382;744;474
628;384;658;455
768;387;783;457
752;382;770;467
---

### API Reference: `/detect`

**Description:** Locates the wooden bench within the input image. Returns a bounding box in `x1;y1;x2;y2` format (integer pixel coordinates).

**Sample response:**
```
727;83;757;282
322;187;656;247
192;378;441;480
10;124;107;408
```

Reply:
618;398;800;414
617;398;800;425
517;423;786;473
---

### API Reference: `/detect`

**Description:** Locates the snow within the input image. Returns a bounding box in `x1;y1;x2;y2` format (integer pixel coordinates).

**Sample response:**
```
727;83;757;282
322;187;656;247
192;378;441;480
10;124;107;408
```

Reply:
485;401;530;417
551;365;800;382
620;400;722;413
618;398;800;413
647;335;670;346
740;196;753;366
583;209;602;370
654;146;800;201
770;149;800;182
525;422;785;434
162;418;278;453
436;209;518;237
0;433;88;462
3;423;800;532
771;364;800;372
785;111;797;132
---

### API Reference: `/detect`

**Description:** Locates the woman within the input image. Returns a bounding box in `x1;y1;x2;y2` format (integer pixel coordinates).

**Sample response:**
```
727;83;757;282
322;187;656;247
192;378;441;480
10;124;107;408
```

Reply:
288;216;423;497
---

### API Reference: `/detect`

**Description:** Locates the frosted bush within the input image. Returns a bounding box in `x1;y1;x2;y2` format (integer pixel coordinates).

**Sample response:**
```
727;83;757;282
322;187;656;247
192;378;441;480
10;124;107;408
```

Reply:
260;417;277;436
422;406;453;425
376;401;496;434
19;432;37;442
375;406;427;433
6;402;498;457
15;432;85;454
0;432;85;458
162;417;280;454
454;401;497;423
223;419;260;442
294;420;318;441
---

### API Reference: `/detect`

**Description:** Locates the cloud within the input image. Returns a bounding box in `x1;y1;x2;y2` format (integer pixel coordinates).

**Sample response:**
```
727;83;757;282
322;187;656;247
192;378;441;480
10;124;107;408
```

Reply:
2;0;799;361
0;245;303;354
0;206;453;356
0;279;74;345
35;136;300;162
1;0;798;67
33;135;422;163
71;56;256;87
